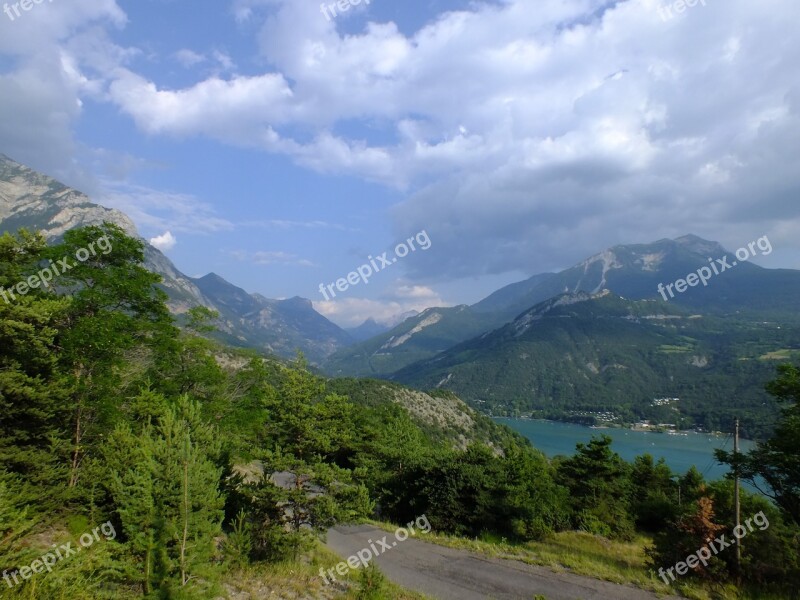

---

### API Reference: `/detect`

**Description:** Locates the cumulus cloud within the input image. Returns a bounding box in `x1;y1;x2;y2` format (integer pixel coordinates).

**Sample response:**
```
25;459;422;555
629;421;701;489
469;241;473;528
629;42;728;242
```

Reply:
96;0;800;275
150;231;177;251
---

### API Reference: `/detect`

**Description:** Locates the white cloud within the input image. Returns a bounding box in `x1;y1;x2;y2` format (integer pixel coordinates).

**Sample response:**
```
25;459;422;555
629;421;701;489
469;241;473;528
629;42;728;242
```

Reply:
241;219;347;230
229;250;315;267
253;251;315;267
313;280;448;327
98;182;234;235
150;231;177;251
175;49;206;68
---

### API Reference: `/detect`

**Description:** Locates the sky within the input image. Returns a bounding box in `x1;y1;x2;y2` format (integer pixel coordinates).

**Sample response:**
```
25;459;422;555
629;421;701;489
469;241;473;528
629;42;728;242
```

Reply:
0;0;798;328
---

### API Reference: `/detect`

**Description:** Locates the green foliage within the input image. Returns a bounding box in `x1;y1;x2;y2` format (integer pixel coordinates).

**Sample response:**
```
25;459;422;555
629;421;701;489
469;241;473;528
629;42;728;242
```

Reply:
628;455;680;531
395;294;793;440
0;230;71;500
262;358;356;463
355;563;388;599
556;435;634;539
648;480;800;591
0;472;38;575
239;460;372;563
104;395;225;597
221;511;251;569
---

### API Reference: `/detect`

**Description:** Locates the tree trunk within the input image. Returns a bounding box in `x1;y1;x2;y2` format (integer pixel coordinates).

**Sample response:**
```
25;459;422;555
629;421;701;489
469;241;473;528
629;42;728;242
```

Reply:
68;402;83;488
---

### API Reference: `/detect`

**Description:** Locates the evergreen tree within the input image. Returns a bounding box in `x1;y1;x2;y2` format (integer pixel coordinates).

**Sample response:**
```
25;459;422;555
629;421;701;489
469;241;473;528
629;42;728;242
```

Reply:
105;395;225;597
0;230;71;499
556;435;634;538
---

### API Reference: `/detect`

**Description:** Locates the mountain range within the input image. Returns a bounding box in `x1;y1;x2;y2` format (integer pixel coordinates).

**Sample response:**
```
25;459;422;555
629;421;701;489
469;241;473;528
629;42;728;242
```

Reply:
0;154;353;364
324;233;800;379
3;153;798;437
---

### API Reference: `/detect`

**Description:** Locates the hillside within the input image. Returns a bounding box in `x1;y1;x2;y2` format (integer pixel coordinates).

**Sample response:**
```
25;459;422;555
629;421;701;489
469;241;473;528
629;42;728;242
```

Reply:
393;291;798;439
322;305;505;377
324;378;524;451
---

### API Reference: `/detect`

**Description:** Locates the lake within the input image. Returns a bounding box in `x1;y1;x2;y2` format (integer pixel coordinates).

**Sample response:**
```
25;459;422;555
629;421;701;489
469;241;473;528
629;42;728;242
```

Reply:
495;418;757;483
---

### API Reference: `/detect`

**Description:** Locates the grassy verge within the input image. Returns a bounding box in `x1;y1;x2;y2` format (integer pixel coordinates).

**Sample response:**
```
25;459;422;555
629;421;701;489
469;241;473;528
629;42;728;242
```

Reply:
367;521;778;600
221;541;430;600
223;523;786;600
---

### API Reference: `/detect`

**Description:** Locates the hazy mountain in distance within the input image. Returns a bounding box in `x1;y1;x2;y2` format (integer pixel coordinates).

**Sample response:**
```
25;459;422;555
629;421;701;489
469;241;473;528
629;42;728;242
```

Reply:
345;311;420;342
346;319;390;342
471;272;555;314
328;233;800;379
191;273;353;363
0;153;352;363
322;305;506;378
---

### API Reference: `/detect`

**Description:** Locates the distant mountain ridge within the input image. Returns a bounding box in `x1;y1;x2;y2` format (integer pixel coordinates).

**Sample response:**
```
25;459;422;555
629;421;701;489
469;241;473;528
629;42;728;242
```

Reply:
323;304;507;377
345;311;420;342
323;232;800;378
479;234;797;320
0;154;352;363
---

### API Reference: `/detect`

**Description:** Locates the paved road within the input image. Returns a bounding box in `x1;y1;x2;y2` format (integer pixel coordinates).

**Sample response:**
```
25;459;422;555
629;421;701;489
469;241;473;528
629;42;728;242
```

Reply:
325;525;679;600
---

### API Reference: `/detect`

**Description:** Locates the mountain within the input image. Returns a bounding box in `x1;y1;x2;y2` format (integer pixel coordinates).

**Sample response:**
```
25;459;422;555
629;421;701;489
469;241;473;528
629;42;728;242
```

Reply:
325;234;800;378
191;273;352;362
478;235;800;320
345;310;420;342
347;318;392;342
0;154;352;363
392;290;799;439
471;272;555;314
322;304;507;378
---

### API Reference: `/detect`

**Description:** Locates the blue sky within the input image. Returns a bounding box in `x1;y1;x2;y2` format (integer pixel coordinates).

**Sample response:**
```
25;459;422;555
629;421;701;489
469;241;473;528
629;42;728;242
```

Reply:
1;0;799;327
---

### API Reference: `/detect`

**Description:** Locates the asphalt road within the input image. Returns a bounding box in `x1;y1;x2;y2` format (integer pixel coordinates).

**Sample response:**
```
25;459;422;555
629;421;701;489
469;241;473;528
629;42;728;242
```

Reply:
325;524;680;600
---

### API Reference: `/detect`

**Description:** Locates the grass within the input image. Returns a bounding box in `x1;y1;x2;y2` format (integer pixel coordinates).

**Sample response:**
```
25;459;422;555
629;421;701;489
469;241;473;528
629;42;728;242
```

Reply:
221;541;430;599
758;349;796;360
660;345;693;354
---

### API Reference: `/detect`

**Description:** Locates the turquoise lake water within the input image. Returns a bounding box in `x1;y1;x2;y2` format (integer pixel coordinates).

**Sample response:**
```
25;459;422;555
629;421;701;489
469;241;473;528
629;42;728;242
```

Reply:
495;418;757;483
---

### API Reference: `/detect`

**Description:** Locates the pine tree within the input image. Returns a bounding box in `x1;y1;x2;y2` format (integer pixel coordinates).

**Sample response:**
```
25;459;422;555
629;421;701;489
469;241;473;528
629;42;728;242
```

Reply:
105;395;225;596
0;230;71;500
